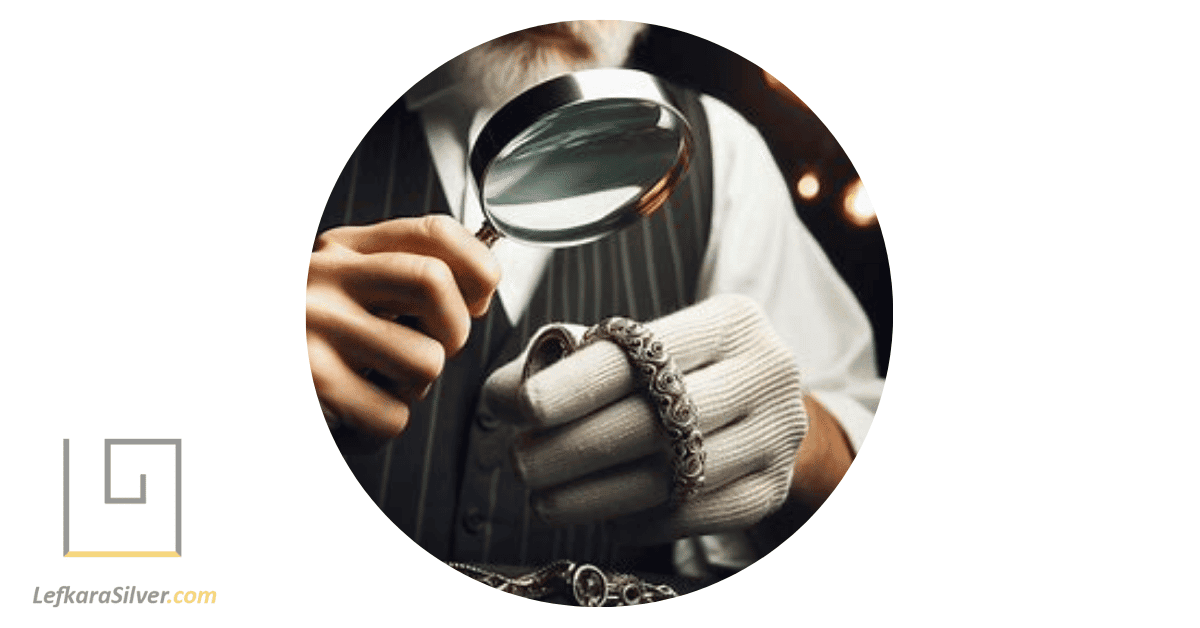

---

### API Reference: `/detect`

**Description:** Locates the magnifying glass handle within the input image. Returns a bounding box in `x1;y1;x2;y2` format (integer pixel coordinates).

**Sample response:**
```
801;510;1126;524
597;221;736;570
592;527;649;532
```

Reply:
475;221;502;248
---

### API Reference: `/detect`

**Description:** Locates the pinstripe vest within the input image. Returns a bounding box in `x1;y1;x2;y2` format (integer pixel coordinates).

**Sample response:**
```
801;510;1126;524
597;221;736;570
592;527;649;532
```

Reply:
319;84;712;569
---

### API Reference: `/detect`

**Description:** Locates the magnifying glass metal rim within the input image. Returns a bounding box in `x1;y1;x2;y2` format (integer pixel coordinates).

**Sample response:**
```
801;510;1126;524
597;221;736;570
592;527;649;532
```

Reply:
470;68;694;247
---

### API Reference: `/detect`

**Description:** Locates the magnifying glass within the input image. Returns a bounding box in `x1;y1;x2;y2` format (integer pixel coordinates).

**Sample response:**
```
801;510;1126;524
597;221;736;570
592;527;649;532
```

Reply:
469;68;693;248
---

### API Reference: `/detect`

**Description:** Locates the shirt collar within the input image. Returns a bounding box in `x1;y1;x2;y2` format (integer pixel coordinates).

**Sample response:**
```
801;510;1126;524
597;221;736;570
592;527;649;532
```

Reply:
404;61;464;112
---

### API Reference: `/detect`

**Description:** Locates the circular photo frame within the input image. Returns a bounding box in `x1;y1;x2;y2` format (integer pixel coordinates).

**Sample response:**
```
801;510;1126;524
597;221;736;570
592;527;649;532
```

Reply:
306;20;890;606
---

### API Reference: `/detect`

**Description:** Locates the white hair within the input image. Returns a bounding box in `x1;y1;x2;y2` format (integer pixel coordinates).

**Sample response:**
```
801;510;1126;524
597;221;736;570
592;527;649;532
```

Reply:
450;21;648;111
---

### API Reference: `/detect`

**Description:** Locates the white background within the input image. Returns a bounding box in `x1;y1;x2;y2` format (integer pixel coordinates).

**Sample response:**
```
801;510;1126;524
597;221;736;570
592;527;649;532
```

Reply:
2;1;1197;626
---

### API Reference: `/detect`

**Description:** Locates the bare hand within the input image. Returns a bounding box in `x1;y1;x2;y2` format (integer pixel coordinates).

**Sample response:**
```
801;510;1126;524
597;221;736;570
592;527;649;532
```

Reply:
307;215;501;438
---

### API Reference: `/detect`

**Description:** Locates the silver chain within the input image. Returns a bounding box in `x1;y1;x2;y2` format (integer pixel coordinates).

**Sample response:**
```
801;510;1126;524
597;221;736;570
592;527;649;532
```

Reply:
582;317;706;503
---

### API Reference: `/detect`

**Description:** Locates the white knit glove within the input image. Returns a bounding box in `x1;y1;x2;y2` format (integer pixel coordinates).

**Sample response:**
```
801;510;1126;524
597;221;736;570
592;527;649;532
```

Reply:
481;293;808;543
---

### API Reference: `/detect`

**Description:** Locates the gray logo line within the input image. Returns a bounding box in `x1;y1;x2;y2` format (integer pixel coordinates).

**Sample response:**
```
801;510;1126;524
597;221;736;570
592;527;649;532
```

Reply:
63;439;183;556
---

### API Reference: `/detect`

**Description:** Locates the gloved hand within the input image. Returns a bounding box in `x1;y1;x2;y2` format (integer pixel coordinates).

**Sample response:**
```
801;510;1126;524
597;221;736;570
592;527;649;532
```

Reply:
481;293;808;543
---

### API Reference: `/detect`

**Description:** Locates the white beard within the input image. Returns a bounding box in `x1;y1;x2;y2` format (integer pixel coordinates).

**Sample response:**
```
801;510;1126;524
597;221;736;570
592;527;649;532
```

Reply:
450;21;647;112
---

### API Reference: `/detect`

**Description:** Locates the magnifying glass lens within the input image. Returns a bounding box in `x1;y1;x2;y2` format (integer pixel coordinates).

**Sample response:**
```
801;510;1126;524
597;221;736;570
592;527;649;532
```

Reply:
481;99;688;247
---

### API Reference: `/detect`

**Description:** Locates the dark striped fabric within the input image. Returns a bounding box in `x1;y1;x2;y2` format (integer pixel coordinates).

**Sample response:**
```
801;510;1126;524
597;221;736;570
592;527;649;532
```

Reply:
319;84;712;569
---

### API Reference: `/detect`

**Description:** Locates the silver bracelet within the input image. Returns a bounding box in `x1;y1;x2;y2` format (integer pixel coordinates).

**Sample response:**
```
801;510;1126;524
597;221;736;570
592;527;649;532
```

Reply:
583;317;706;504
447;560;679;606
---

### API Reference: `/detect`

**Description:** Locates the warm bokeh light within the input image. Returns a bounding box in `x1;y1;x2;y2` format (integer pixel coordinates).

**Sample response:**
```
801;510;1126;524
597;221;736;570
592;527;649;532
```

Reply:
796;172;820;200
762;69;802;104
842;179;877;227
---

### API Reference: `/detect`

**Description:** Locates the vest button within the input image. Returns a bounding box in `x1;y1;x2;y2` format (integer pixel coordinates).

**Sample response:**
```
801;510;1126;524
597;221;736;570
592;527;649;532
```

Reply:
476;413;501;431
462;507;485;535
474;422;513;470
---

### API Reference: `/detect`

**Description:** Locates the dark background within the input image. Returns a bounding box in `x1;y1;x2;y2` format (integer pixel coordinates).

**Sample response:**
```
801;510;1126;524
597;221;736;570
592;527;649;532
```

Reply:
629;25;892;376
